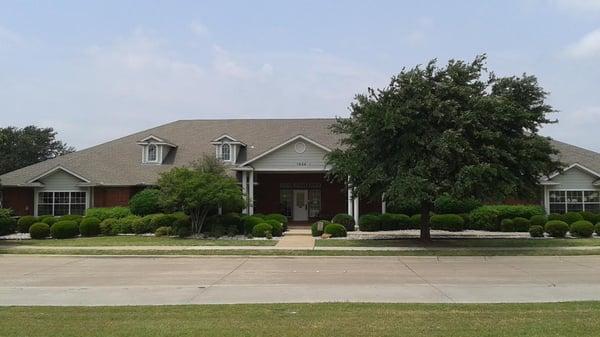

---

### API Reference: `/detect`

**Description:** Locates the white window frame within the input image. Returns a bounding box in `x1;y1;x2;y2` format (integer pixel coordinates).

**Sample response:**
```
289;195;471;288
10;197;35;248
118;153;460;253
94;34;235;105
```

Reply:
221;143;231;161
142;143;162;164
147;144;158;163
35;190;88;216
548;189;600;214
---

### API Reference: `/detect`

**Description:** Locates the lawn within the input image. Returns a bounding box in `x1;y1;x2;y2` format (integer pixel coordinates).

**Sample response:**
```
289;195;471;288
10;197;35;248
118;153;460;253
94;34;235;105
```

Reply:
316;238;600;248
1;302;599;337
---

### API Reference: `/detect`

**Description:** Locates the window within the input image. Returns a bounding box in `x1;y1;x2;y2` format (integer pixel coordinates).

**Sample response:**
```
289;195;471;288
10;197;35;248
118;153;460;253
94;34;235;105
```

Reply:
37;191;87;216
221;144;231;161
548;190;600;214
147;144;158;162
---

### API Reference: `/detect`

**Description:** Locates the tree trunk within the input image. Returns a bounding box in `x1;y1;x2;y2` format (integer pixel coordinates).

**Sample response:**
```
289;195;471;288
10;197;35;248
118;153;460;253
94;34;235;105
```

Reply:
190;208;209;238
420;201;432;241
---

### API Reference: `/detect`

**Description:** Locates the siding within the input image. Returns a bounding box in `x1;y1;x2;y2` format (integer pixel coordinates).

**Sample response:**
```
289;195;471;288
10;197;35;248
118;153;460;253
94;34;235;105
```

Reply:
38;170;87;191
547;167;599;190
251;140;330;171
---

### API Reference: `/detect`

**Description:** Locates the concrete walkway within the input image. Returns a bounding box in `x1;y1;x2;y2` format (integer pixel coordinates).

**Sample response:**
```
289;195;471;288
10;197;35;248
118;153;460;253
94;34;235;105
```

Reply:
2;255;600;306
275;229;314;249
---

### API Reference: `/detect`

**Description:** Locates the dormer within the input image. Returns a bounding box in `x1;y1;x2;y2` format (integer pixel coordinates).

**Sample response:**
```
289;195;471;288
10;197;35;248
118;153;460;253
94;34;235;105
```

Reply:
137;135;177;165
211;134;245;164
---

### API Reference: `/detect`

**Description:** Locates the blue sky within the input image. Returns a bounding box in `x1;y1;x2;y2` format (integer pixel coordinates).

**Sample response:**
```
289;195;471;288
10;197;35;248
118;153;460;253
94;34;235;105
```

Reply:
1;0;600;150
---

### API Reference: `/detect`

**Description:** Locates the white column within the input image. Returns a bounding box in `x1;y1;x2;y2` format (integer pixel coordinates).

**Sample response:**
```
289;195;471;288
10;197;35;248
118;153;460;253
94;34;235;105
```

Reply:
353;195;359;226
381;193;386;214
347;186;353;216
242;171;248;214
249;170;255;215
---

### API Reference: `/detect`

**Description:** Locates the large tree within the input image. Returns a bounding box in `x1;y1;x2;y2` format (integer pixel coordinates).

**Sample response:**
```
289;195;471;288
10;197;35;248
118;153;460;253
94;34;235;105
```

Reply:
327;55;562;240
0;126;74;175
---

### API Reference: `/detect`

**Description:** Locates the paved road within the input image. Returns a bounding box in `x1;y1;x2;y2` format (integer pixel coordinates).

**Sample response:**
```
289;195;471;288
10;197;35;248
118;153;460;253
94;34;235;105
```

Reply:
1;255;600;306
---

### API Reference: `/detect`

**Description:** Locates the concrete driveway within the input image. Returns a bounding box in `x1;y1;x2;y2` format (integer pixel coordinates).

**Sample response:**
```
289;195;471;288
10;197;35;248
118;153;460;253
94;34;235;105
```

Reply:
1;255;600;306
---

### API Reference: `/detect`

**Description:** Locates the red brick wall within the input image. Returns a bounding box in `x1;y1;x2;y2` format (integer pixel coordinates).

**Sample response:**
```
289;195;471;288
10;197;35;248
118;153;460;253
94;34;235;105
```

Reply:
93;186;141;207
1;187;34;216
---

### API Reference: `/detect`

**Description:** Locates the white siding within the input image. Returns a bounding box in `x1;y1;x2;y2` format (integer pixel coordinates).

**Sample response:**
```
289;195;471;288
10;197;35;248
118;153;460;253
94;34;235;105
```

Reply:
547;167;598;190
251;140;330;171
38;170;87;191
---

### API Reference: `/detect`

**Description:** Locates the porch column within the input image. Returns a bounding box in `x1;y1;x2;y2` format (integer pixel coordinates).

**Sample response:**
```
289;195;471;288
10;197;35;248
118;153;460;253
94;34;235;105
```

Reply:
242;171;248;214
381;193;386;214
353;195;359;226
249;170;255;215
347;180;353;217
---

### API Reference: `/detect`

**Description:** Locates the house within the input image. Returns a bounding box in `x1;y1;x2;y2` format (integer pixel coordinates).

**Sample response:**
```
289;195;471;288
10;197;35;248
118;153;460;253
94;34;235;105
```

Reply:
0;119;599;222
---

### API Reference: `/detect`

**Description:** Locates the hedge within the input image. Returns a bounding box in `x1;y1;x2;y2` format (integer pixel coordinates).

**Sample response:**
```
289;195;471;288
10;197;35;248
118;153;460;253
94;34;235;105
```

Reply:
128;189;162;216
547;213;563;221
17;216;38;233
58;214;83;224
311;220;330;237
252;223;273;237
150;214;178;231
324;223;347;237
409;214;421;229
242;216;264;234
529;225;544;238
50;220;79;239
359;214;381;231
264;219;283;236
530;215;547;227
512;217;531;232
500;219;514;232
79;217;101;237
154;226;173;237
430;214;464;232
40;216;59;226
561;212;583;225
545;220;569;238
100;218;117;236
0;216;17;236
29;222;50;239
331;213;355;232
380;213;399;231
85;207;132;220
469;205;544;231
570;220;594;238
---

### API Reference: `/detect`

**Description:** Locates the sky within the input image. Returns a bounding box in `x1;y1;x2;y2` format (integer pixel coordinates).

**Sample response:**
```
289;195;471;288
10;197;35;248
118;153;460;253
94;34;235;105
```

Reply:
1;0;600;151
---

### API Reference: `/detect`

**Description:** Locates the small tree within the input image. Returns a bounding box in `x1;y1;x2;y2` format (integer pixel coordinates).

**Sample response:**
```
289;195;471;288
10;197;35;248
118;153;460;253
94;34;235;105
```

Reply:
327;55;562;240
128;188;162;216
157;156;244;236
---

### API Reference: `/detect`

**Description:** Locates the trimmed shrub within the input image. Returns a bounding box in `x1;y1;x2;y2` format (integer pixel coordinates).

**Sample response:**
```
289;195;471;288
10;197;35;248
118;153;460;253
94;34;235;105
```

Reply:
242;216;264;234
545;220;569;238
393;214;412;230
434;195;481;214
387;200;420;216
154;226;173;237
570;220;594;238
512;217;531;232
0;216;17;236
311;220;330;237
359;214;381;231
129;189;162;216
17;216;38;233
331;213;355;232
252;223;273;237
469;205;544;231
409;214;421;229
264;213;288;227
595;223;600;235
579;211;597;222
500;219;514;232
324;223;347;237
40;216;59;226
530;215;547;227
562;212;583;225
29;222;50;239
79;217;101;237
379;213;399;231
529;225;544;238
58;214;83;224
113;215;142;234
430;214;464;232
264;219;283;236
50;220;79;239
150;214;178;231
547;213;563;221
222;213;243;233
85;207;131;220
100;218;117;236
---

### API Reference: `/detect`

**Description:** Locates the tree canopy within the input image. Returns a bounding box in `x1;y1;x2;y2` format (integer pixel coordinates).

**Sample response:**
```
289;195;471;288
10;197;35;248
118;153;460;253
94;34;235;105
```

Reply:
327;55;562;240
0;126;74;175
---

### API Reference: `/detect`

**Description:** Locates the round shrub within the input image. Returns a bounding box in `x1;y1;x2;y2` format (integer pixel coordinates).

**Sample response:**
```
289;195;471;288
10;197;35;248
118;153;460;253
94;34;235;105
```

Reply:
331;213;355;232
500;218;514;232
29;222;50;239
547;213;562;221
380;213;400;231
79;217;101;237
100;218;117;236
562;212;583;225
545;220;569;238
311;220;330;237
409;214;421;229
154;226;173;237
512;217;531;232
129;217;150;234
222;213;242;233
529;225;544;238
129;189;162;216
570;220;594;238
264;219;283;236
0;216;17;236
530;215;547;227
595;223;600;235
40;216;59;226
252;223;273;237
17;216;38;233
264;213;288;226
242;216;264;234
359;214;381;231
430;214;464;232
150;214;178;231
58;214;83;224
579;211;596;222
50;220;79;239
324;223;347;237
112;215;141;234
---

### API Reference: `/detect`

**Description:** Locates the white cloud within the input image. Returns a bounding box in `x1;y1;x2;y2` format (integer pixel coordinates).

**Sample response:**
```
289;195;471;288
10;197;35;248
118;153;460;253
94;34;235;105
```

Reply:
542;106;600;151
565;28;600;58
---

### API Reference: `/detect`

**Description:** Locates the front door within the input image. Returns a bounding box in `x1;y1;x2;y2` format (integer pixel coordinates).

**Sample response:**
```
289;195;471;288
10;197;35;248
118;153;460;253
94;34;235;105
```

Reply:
293;189;308;221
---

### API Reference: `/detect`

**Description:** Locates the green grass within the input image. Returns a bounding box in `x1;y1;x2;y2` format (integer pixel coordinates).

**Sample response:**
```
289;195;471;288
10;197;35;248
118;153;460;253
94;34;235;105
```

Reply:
0;235;277;247
1;302;599;337
316;238;600;248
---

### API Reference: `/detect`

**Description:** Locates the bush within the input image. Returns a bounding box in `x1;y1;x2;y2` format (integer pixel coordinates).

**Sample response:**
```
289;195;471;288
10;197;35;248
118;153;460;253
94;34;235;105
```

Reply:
561;212;583;225
529;225;544;238
58;214;83;224
40;216;59;226
129;189;162;216
311;220;330;237
596;223;600;235
579;211;597;222
500;219;514;232
0;208;12;218
469;205;544;231
387;200;420;216
530;215;547;227
17;216;38;233
112;215;142;234
252;223;273;237
379;213;397;231
222;213;243;233
150;214;178;231
172;215;192;238
547;213;563;221
359;214;381;231
545;220;569;238
79;217;101;237
242;216;264;234
434;195;481;214
29;222;50;239
512;217;531;232
263;219;283;236
100;218;117;236
331;214;355;231
409;214;421;229
50;220;79;239
85;207;131;220
154;226;173;237
570;220;594;238
324;223;347;237
0;216;17;236
430;214;464;232
264;213;288;228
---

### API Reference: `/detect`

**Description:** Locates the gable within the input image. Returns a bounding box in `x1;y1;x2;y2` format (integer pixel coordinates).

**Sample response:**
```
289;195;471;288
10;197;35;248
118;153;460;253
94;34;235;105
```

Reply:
37;170;87;190
548;166;599;190
249;139;330;171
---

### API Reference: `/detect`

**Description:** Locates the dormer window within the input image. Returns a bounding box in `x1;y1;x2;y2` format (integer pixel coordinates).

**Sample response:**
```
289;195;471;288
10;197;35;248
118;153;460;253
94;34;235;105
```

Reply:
147;144;158;162
137;135;177;165
221;143;231;161
211;134;246;164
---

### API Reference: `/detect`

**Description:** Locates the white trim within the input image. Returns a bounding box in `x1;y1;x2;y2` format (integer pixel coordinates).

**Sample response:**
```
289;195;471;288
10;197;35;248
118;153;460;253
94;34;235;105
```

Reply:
250;167;331;172
27;166;91;184
212;134;239;142
137;135;177;147
242;171;248;214
353;195;359;226
239;135;332;167
545;163;600;181
34;188;90;217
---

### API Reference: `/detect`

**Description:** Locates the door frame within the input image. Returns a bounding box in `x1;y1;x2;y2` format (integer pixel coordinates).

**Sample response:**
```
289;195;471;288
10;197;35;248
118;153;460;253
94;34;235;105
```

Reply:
292;189;309;221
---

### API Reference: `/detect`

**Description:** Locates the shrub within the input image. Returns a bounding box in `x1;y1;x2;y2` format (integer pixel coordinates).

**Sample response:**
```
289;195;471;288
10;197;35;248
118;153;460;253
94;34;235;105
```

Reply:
434;195;481;214
17;216;38;233
252;223;273;237
430;214;464;232
150;214;178;231
58;214;83;224
500;219;514;232
331;213;355;231
85;207;131;220
50;220;79;239
545;220;569;238
154;226;173;237
512;217;531;232
263;219;283;236
324;223;347;237
595;223;600;235
393;214;412;230
129;189;162;216
222;213;243;233
530;215;547;227
311;220;330;237
113;215;142;234
0;208;12;218
359;214;381;231
242;216;264;234
387;200;420;216
40;216;59;226
79;217;101;237
579;211;597;222
570;220;594;238
409;214;421;229
547;213;562;221
529;225;544;238
172;215;192;238
100;218;117;236
561;212;583;225
264;213;288;227
0;216;17;236
29;222;50;239
469;205;544;231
